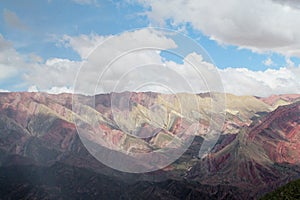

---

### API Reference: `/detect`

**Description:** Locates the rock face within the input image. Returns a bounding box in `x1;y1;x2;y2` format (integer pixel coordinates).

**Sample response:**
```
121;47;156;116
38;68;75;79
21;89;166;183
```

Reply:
188;100;300;198
248;101;300;164
259;94;300;108
0;92;299;199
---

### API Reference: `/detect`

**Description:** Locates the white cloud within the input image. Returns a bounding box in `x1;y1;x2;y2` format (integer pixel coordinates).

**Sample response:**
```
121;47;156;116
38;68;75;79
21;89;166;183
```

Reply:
24;58;80;91
57;30;300;96
272;0;300;9
0;34;28;81
0;30;299;97
286;57;295;67
219;66;300;96
136;0;300;57
0;89;10;93
61;29;177;60
61;33;108;59
29;53;43;63
263;57;274;66
0;63;17;80
0;30;177;93
62;29;178;94
46;86;74;94
28;85;39;92
0;34;79;92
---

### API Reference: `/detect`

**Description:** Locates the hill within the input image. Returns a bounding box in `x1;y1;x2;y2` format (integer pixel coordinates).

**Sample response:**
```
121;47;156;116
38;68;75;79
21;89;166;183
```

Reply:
0;92;299;199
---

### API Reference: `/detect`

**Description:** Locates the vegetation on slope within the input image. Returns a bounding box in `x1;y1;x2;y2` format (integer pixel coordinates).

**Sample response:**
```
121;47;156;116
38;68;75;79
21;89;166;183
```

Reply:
260;179;300;200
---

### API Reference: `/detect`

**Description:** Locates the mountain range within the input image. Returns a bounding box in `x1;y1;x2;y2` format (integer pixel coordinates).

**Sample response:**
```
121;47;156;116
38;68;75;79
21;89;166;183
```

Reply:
0;92;299;199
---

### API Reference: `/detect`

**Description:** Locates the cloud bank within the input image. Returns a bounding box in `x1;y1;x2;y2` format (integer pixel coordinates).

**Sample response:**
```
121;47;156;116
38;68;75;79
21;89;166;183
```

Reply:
59;31;300;97
220;66;300;96
136;0;300;57
0;30;299;97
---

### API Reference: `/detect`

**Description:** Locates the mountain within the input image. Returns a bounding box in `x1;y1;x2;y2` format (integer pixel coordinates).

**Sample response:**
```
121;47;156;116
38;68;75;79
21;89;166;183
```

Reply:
188;98;300;198
0;92;299;199
259;94;300;108
260;179;300;199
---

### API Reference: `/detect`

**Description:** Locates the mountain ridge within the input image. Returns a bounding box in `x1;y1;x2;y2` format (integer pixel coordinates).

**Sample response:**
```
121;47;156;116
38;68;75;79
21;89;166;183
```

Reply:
0;92;299;199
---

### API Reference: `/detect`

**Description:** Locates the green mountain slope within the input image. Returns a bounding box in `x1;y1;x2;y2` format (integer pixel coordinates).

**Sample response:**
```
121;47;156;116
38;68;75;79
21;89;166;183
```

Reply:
260;179;300;200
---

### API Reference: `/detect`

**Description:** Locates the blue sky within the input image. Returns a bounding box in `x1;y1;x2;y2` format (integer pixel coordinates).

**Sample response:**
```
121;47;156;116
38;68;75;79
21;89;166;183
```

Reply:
0;0;299;95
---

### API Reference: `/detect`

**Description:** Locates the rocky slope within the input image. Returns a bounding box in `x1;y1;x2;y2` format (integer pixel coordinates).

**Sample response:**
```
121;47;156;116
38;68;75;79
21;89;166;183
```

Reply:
0;92;299;199
188;100;300;198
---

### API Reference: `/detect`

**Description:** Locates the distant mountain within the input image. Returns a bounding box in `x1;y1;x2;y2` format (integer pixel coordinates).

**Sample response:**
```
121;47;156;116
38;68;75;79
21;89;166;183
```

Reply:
259;94;300;108
0;92;299;199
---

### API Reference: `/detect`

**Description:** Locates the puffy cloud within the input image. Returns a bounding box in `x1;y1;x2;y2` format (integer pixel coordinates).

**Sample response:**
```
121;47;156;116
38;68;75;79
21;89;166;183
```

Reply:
272;0;300;9
3;9;28;31
161;53;224;94
0;89;10;93
136;0;300;57
263;58;274;66
24;58;80;90
0;64;17;81
46;86;74;94
0;34;80;92
285;57;295;67
61;29;177;59
60;33;108;59
27;85;39;92
29;53;43;63
1;30;299;97
31;30;300;96
62;29;178;94
0;34;28;81
219;66;300;96
0;30;177;93
0;33;78;90
28;85;74;94
58;30;300;96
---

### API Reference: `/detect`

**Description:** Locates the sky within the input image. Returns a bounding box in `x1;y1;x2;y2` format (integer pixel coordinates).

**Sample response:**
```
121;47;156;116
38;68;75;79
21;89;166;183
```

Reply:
0;0;300;96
